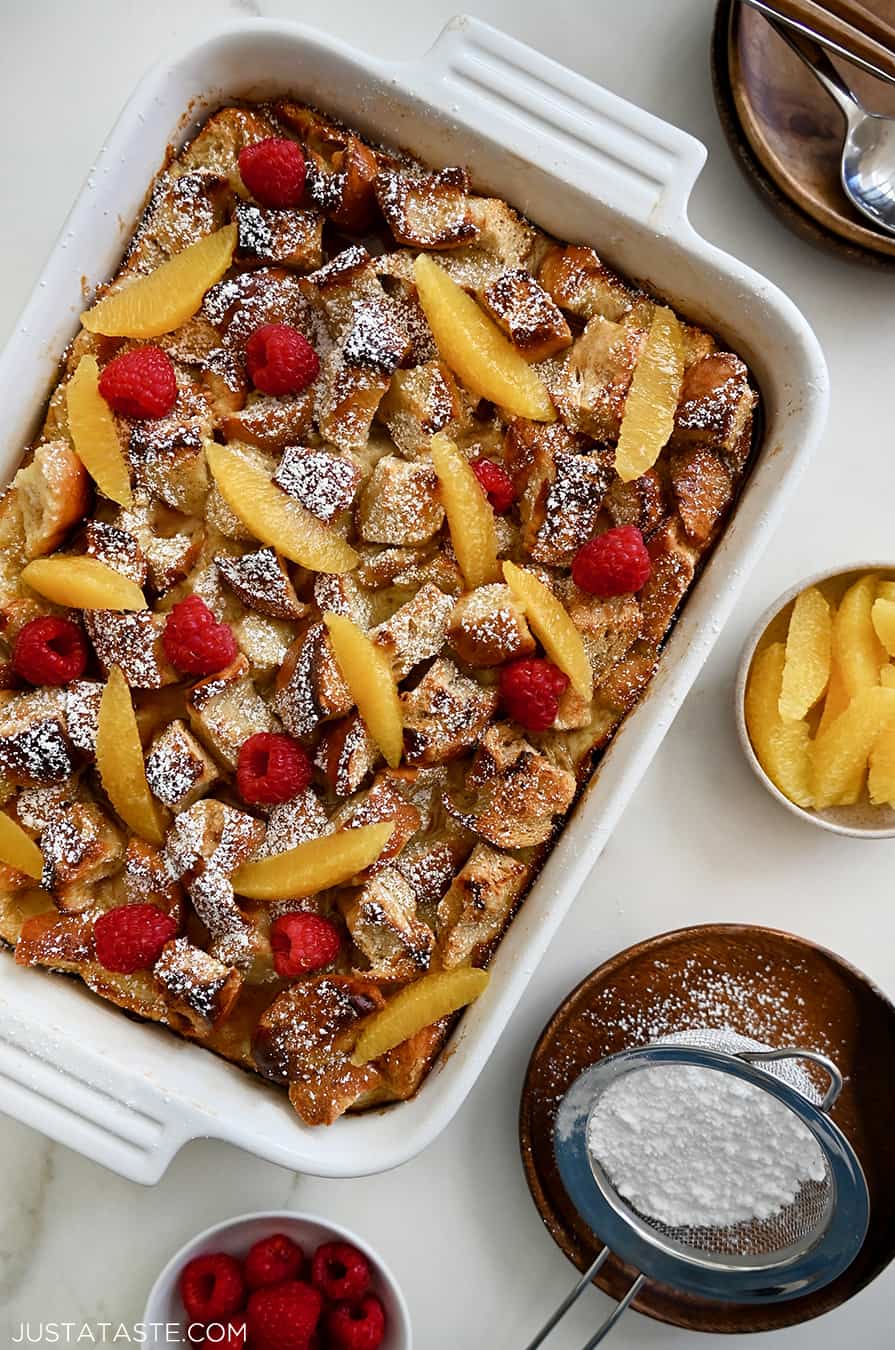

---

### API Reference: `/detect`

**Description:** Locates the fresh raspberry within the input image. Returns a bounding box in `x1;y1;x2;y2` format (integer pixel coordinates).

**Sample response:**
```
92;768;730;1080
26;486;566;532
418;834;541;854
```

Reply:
98;346;177;420
245;1232;305;1290
237;732;313;806
247;1280;322;1350
162;595;237;676
245;324;320;396
270;913;342;979
325;1295;386;1350
472;458;515;513
12;616;88;686
311;1242;371;1303
239;138;307;208
179;1252;246;1325
499;658;569;733
571;524;652;597
93;904;178;974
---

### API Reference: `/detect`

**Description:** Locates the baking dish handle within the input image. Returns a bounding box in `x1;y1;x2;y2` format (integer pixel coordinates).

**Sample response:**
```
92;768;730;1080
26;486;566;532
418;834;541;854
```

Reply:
0;1014;200;1184
401;16;707;235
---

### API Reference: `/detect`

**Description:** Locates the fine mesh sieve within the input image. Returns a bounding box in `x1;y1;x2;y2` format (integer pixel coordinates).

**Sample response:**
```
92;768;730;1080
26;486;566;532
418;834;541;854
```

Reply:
525;1029;869;1350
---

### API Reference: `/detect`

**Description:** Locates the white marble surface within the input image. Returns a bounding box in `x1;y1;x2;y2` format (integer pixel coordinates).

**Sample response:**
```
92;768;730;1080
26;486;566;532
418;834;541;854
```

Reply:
1;1;893;1346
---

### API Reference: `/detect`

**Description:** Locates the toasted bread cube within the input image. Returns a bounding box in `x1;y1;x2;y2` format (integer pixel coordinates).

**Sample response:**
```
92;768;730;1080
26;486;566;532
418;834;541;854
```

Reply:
551;316;647;441
273;623;353;737
403;659;499;766
333;770;422;876
356;543;464;596
448;722;576;849
394;836;466;910
669;448;733;545
84;520;148;586
253;975;385;1126
342;867;434;982
300;245;381;331
468;196;540;266
154;936;243;1036
176;103;279;186
604;469;667;535
357;456;444;546
671;352;757;461
64;680;104;758
14;440;91;559
203;266;315;354
273;444;362;523
371;583;454;679
341;298;411;376
235;200;324;270
123;836;185;921
257;788;334;857
234;613;296;678
16;910;94;972
220;390;314;451
188;654;280;768
435;843;530;969
304;134;380;233
376;166;478;249
316;713;380;797
115;494;206;594
84;610;177;690
378;360;469;459
0;692;74;785
518;446;611;567
125;170;233;274
165;800;263;961
216;547;307;622
538;244;650;324
562;585;643;683
448;584;535;667
595;643;658;713
639;518;699;643
316;347;391;453
145;719;220;809
479;269;572;362
15;782;73;833
128;420;210;516
40;801;124;896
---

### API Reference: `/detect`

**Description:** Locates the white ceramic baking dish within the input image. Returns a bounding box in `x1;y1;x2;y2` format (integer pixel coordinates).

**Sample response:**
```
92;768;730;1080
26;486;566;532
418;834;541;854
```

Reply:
0;16;828;1183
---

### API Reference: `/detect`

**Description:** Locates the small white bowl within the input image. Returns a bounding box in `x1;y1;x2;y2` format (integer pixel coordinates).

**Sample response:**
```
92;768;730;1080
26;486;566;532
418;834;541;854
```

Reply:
736;561;895;839
143;1209;412;1348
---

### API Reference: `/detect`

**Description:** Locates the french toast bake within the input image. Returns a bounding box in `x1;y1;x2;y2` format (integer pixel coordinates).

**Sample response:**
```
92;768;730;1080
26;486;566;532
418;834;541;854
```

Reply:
0;100;758;1126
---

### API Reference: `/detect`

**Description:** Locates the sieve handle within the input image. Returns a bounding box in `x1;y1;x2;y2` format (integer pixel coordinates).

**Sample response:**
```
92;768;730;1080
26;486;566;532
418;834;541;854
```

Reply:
522;1248;646;1350
736;1047;844;1112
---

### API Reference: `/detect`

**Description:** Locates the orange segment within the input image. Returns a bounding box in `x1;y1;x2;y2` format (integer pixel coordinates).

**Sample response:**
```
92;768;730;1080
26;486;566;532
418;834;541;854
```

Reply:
615;306;684;483
233;822;395;901
414;254;555;421
779;586;832;722
66;355;133;507
429;433;500;589
0;811;44;881
812;685;895;808
351;966;489;1066
833;574;883;698
871;597;895;657
323;613;403;768
22;556;147;610
81;224;237;338
206;442;358;574
869;725;895;806
745;642;813;808
96;666;166;844
503;560;592;700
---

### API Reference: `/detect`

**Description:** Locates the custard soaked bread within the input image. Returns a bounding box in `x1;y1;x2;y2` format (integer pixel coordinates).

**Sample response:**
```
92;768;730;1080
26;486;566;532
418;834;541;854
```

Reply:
0;102;757;1126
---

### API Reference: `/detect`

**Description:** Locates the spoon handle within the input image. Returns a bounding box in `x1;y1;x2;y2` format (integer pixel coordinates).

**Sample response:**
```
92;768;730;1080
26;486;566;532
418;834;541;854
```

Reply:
739;0;895;83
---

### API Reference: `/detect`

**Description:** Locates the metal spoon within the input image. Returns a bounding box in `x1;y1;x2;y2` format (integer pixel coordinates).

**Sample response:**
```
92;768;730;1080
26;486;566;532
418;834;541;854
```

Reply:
756;7;895;236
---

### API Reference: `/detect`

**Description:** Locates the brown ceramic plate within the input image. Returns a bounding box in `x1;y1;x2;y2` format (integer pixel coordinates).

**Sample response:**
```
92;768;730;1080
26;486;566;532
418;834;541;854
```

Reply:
712;0;895;264
519;924;895;1333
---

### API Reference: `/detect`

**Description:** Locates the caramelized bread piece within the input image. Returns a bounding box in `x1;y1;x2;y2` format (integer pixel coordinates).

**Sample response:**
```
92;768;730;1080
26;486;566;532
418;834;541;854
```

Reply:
14;441;91;559
671;352;756;463
274;444;362;524
447;722;576;849
154;936;243;1036
273;623;353;737
235;201;324;270
435;843;530;969
639;518;700;643
378;360;468;459
478;269;572;361
669;448;734;545
332;770;422;877
550;316;646;441
448;584;535;667
220;391;314;451
402;659;499;766
145;719;221;810
357;456;444;546
371;583;454;679
342;867;434;982
39;802;124;895
375;166;478;249
316;713;380;798
0;692;74;786
84;610;177;690
252;975;386;1126
538;244;651;324
187;654;280;769
216;547;307;622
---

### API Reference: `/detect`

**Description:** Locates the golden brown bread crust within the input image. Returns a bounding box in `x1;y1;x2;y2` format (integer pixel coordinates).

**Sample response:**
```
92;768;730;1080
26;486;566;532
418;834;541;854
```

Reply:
0;98;759;1128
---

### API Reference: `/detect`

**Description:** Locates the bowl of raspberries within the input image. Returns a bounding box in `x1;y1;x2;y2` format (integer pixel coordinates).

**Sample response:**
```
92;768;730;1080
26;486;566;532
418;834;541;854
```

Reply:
143;1210;411;1349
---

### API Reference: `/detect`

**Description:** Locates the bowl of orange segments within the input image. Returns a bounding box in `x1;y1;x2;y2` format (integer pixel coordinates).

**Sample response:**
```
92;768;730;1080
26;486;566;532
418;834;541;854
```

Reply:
737;565;895;837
